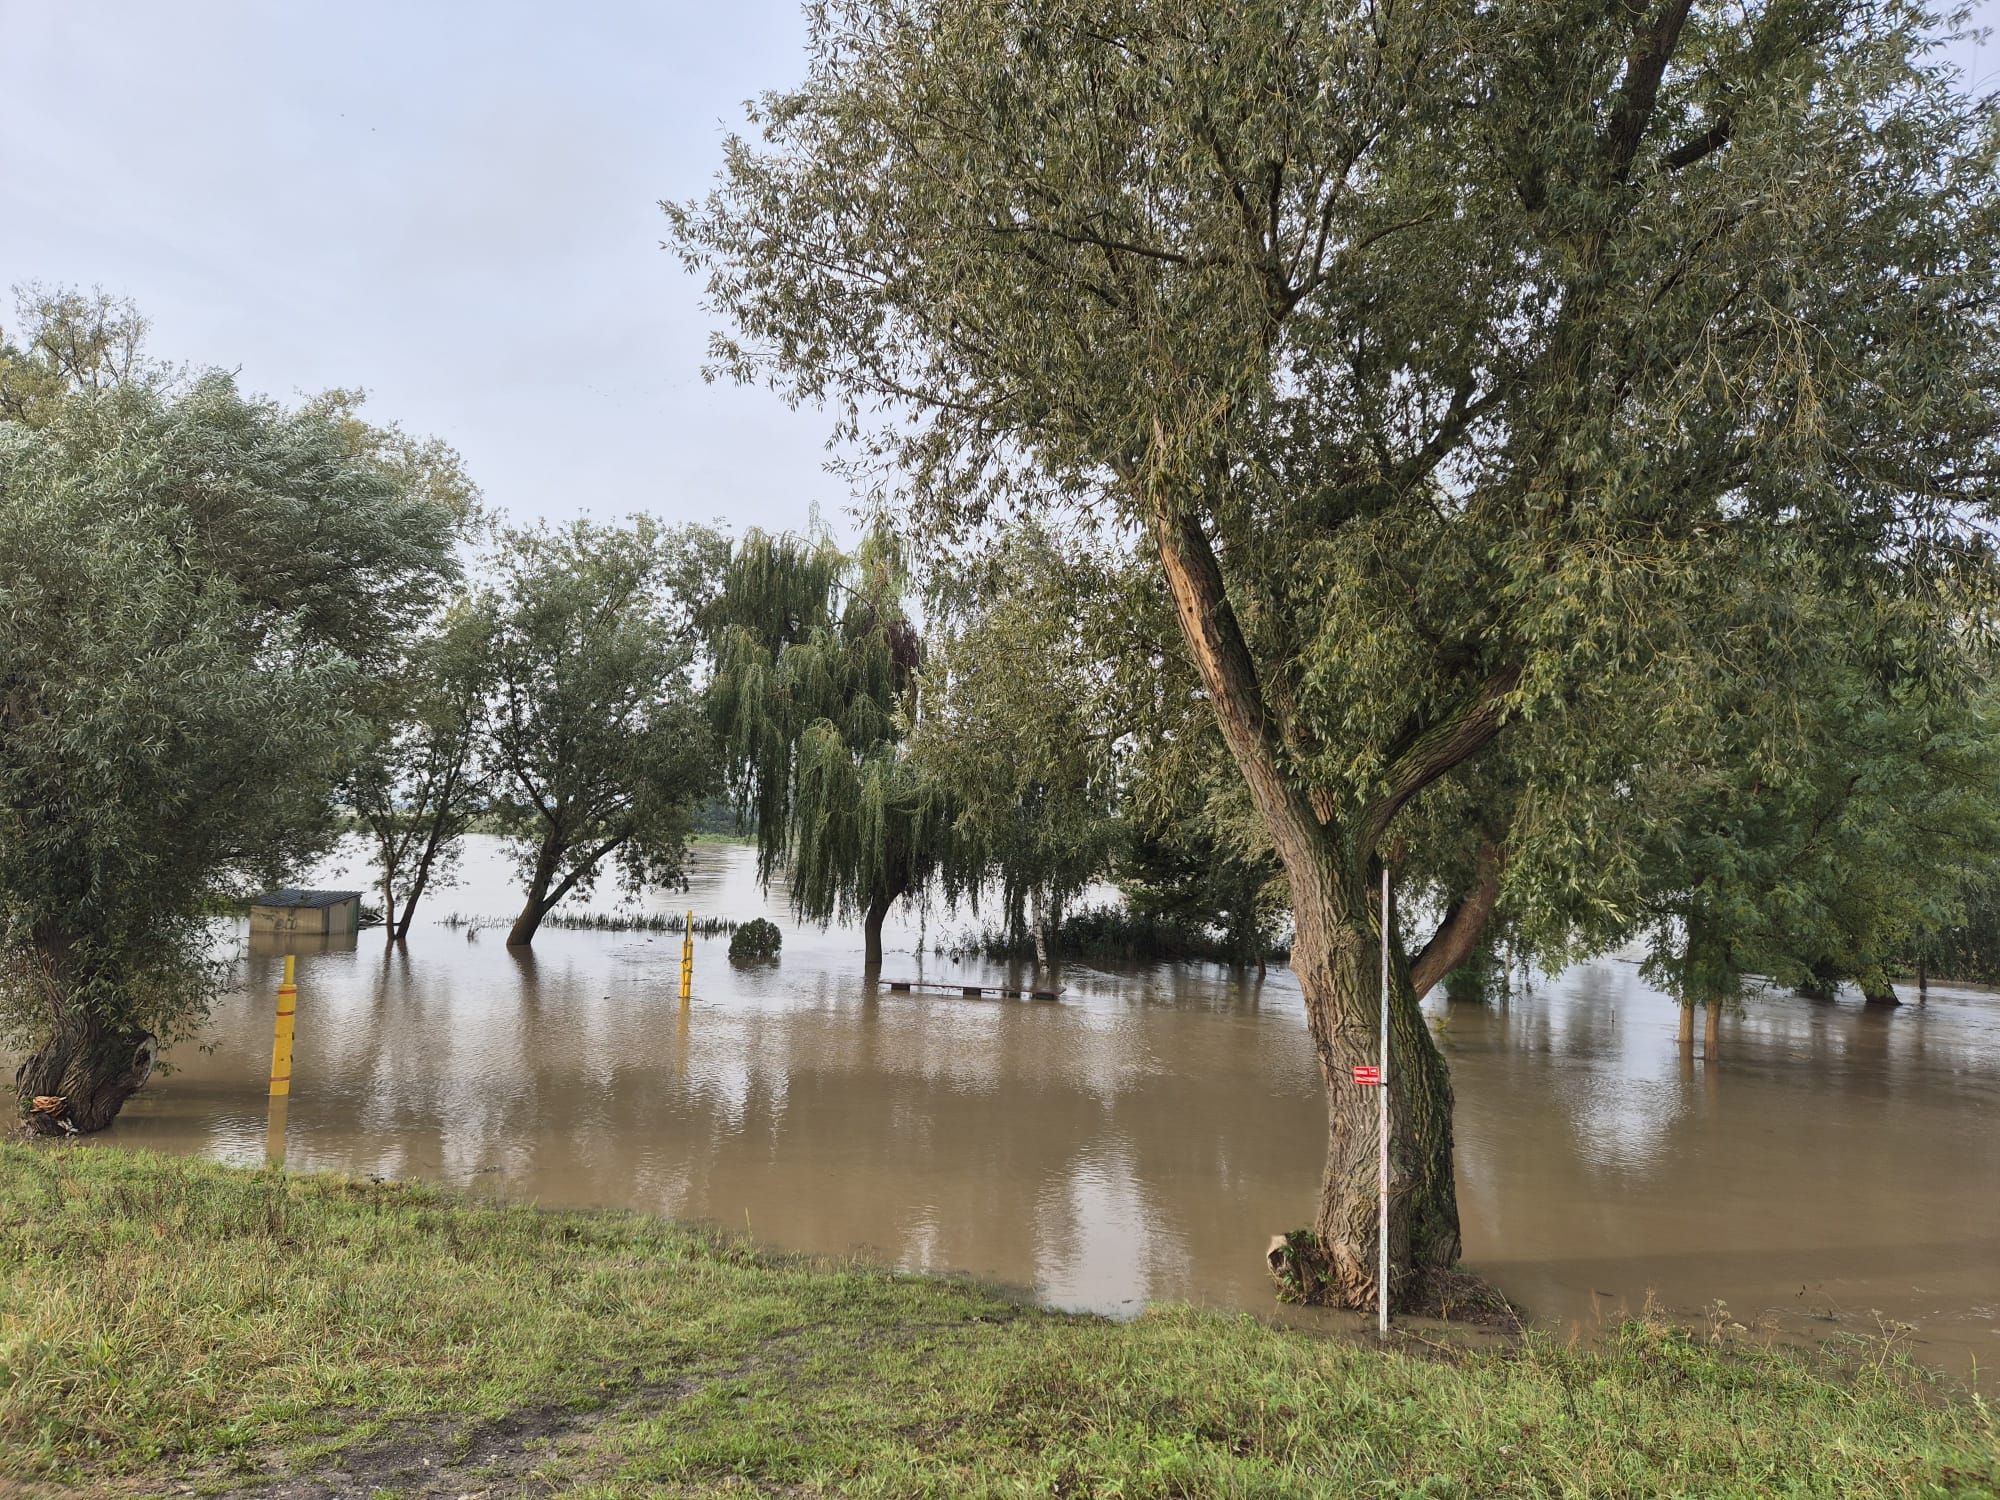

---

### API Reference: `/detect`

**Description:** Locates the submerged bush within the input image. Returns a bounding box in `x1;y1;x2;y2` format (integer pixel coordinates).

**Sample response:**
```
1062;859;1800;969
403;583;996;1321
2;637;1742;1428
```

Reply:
950;904;1290;967
728;917;782;963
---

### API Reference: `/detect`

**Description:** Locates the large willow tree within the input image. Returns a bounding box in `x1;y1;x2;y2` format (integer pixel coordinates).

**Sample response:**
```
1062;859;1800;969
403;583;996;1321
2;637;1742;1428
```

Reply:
706;529;948;966
1;291;465;1131
669;2;2000;1305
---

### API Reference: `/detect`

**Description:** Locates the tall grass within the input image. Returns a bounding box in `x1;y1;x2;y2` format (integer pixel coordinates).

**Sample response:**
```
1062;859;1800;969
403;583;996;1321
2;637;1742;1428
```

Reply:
437;910;743;935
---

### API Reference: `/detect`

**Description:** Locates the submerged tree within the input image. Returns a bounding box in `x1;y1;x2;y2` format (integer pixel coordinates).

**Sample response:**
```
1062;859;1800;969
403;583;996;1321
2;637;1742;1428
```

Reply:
914;530;1122;969
705;528;947;967
671;2;2000;1304
347;597;496;943
1635;616;2000;1044
0;293;464;1131
483;518;722;947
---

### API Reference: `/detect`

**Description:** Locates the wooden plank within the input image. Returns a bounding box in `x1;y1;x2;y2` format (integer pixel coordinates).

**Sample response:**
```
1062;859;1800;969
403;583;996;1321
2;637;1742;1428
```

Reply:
878;977;1064;1001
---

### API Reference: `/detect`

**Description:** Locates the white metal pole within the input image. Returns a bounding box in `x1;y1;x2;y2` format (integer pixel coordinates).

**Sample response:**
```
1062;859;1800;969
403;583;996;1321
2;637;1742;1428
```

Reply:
1379;864;1390;1339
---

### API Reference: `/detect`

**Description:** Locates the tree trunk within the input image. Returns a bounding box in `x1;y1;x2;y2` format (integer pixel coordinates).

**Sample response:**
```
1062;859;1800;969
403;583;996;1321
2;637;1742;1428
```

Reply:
862;886;898;970
1703;1000;1721;1057
1917;958;1927;1002
1290;857;1459;1310
382;876;398;947
1860;975;1901;1007
395;795;458;943
16;1012;158;1135
508;830;627;947
507;838;561;947
1030;889;1059;972
395;857;434;943
1678;1004;1694;1047
1148;498;1476;1310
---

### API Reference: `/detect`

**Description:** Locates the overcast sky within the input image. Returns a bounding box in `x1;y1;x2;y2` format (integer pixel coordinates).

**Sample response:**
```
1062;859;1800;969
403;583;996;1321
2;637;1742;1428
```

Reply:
3;2;1995;544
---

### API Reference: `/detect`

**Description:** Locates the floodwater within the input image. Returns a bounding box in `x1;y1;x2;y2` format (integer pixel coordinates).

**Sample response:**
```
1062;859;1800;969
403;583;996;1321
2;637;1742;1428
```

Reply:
58;837;2000;1375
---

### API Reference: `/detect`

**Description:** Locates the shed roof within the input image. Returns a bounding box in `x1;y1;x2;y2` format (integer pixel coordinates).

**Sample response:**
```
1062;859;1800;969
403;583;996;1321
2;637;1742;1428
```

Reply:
252;889;362;909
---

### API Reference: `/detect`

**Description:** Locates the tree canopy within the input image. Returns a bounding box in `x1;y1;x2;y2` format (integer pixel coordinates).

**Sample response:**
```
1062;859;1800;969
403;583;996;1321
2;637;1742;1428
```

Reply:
483;518;724;947
0;293;466;1130
346;595;497;944
670;0;2000;1306
705;527;947;965
913;528;1122;967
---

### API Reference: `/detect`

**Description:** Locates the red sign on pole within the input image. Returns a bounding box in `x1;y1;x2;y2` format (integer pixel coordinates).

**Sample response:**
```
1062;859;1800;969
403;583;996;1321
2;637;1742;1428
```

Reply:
1352;1065;1381;1086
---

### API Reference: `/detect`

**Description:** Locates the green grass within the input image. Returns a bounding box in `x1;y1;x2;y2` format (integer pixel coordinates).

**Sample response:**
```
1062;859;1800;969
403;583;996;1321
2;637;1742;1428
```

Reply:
1;1146;1994;1498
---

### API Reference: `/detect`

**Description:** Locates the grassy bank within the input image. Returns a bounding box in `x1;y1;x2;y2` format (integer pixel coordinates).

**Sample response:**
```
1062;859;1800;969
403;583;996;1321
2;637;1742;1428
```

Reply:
1;1147;1992;1498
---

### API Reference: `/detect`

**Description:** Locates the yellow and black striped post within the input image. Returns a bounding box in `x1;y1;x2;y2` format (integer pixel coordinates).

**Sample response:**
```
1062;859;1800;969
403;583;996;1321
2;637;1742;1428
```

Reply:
679;910;694;1002
269;953;298;1097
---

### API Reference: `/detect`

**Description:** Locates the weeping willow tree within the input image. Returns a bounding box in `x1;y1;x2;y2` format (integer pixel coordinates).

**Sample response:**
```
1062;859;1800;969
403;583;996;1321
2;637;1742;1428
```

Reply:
705;528;953;966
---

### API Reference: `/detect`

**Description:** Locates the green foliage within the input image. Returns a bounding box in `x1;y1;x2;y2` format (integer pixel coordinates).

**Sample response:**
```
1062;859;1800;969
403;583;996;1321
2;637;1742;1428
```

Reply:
727;916;783;962
914;527;1122;958
481;517;725;940
0;285;153;425
346;596;497;940
1118;773;1290;967
953;902;1290;966
1617;608;2000;1009
1441;942;1506;1006
0;296;463;1053
670;0;2000;923
705;527;950;937
1909;881;2000;985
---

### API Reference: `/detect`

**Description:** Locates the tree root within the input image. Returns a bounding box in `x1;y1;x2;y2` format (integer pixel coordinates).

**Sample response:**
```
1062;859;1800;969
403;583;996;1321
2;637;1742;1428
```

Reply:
1266;1229;1519;1326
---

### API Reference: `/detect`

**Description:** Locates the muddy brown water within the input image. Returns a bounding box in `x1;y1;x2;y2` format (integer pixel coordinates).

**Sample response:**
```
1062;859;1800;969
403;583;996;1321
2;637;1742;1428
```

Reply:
51;838;2000;1375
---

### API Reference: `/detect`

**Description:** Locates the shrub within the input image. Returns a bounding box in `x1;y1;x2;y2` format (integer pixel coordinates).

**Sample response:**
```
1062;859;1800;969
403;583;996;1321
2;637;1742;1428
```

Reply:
728;917;782;963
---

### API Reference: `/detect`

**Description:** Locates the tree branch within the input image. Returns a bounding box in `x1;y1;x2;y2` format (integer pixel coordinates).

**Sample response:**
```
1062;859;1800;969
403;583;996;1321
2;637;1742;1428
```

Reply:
1660;116;1732;172
1409;843;1506;1000
1602;0;1696;180
1147;484;1324;850
1359;665;1521;854
540;833;630;912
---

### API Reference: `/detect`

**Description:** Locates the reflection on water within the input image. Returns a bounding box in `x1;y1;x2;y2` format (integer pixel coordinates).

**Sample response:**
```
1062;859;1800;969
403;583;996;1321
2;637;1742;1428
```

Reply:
55;838;2000;1372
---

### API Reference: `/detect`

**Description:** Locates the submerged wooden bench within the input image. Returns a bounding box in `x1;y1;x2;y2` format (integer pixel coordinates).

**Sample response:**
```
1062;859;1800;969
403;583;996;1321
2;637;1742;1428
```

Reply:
879;977;1065;1001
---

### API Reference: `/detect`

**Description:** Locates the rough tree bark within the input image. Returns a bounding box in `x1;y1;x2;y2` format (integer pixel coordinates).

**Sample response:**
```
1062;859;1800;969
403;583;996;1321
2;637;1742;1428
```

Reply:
1704;999;1722;1057
1407;844;1505;1001
1678;1005;1695;1047
1149;498;1499;1308
862;879;906;970
506;831;626;947
16;1011;158;1135
1288;851;1462;1304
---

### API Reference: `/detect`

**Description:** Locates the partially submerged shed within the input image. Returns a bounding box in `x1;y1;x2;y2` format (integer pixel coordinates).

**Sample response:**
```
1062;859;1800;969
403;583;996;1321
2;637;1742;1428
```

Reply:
251;889;362;936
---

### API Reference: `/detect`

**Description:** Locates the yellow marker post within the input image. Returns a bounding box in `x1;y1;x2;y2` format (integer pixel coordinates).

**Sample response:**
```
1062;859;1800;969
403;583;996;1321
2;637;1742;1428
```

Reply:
269;953;298;1097
264;1096;289;1170
679;910;694;1002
